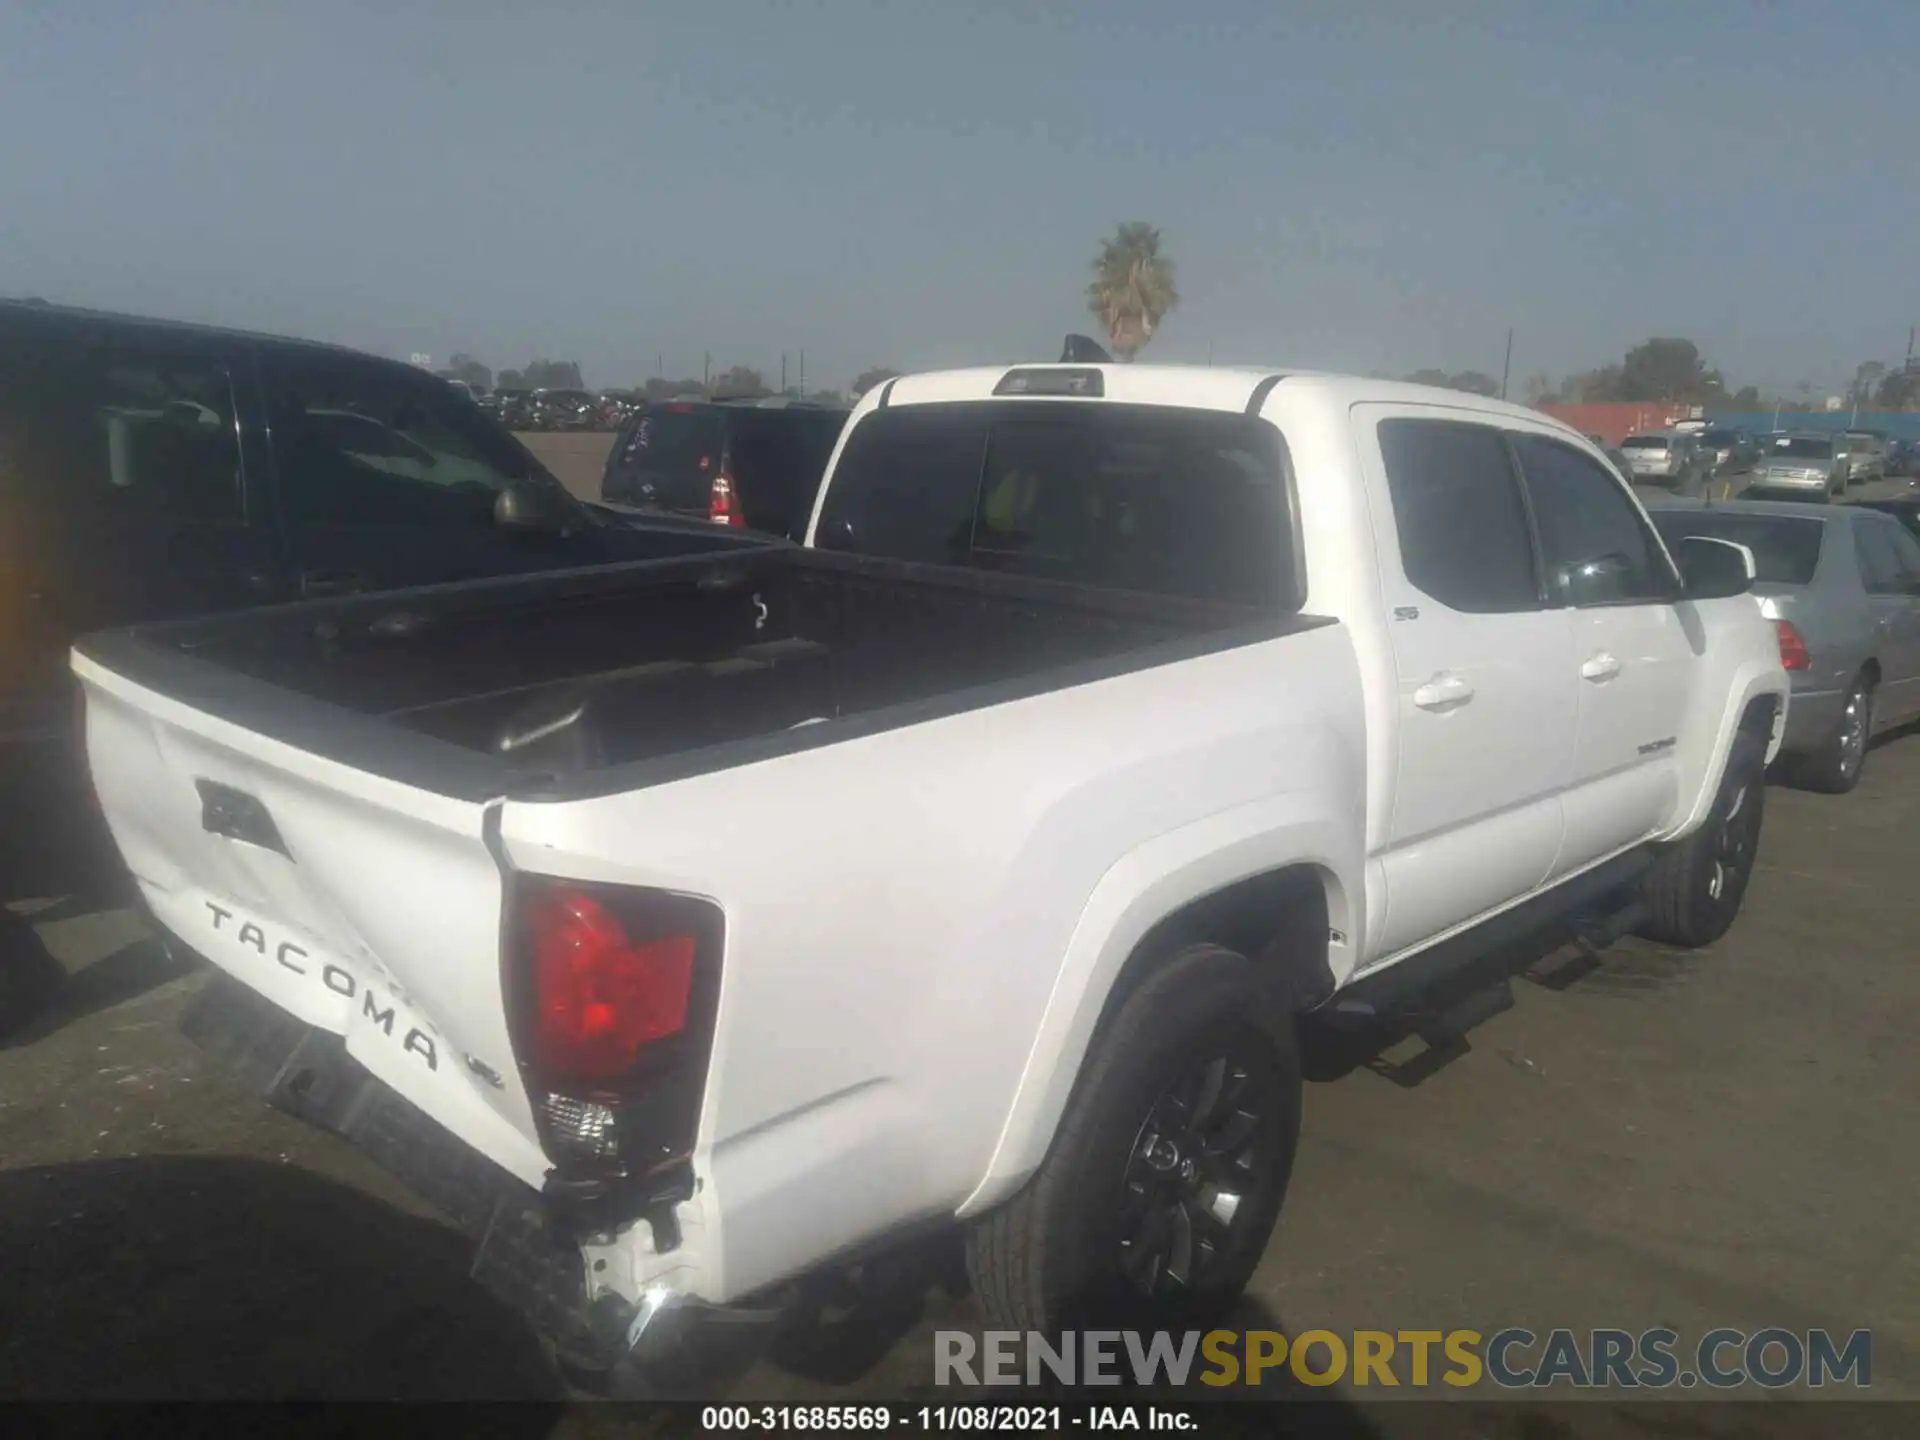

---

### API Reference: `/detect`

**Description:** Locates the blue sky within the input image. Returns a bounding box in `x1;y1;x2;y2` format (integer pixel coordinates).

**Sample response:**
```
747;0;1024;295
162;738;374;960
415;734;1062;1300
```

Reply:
3;1;1915;395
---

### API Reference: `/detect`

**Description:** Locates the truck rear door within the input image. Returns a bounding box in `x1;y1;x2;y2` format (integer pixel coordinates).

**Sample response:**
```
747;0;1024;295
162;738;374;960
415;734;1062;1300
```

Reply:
1354;407;1579;963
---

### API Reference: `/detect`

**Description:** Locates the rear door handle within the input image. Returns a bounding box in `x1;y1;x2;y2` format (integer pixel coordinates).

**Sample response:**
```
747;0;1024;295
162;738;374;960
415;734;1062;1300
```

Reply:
1413;673;1475;711
1580;651;1622;682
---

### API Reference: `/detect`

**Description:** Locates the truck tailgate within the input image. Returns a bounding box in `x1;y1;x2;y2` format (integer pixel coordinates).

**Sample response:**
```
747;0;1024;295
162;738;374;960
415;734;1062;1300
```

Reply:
75;651;549;1189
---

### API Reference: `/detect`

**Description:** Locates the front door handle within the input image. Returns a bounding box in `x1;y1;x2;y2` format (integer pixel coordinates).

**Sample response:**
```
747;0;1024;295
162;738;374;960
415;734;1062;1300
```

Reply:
1580;651;1622;682
1413;673;1475;711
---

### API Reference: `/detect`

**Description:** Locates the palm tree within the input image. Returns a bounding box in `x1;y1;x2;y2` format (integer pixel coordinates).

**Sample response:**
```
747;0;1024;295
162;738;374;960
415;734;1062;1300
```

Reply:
1086;223;1179;362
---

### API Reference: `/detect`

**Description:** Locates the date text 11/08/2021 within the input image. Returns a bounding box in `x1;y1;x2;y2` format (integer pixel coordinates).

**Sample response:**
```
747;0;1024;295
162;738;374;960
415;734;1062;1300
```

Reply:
701;1407;1195;1431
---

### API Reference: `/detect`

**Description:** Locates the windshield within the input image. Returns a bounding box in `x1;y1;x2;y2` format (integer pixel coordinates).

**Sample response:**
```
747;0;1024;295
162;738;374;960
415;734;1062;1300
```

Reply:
1769;437;1833;460
1650;511;1825;585
1700;430;1736;446
1621;436;1668;451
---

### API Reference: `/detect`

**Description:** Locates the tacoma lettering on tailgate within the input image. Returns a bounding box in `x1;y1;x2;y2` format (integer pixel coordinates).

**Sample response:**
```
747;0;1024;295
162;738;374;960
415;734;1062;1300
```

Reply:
205;900;440;1071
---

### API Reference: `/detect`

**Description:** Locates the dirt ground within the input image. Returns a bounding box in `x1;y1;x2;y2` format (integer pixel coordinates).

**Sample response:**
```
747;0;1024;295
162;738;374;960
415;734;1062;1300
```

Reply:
523;430;616;502
5;448;1919;1434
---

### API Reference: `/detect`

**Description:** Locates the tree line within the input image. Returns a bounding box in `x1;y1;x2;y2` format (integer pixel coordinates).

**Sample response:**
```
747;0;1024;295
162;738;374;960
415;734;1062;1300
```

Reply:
436;352;902;406
439;224;1917;415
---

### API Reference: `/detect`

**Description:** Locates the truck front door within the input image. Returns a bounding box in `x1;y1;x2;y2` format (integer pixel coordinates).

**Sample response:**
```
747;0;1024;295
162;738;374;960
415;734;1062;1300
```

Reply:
1509;432;1695;876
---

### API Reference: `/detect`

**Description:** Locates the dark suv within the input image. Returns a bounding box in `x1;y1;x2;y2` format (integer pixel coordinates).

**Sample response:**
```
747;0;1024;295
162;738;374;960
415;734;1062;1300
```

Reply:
0;301;766;1024
600;398;849;539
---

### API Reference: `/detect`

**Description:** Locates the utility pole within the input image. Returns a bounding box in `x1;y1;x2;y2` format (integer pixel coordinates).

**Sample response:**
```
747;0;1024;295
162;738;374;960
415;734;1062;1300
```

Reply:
703;352;711;388
799;350;806;399
781;353;788;393
1500;329;1514;401
1906;326;1916;375
657;351;663;380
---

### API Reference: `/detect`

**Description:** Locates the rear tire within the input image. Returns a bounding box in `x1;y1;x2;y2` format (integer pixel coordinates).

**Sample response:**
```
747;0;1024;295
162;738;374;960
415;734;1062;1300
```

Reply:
1637;730;1766;949
1793;675;1874;794
965;944;1301;1332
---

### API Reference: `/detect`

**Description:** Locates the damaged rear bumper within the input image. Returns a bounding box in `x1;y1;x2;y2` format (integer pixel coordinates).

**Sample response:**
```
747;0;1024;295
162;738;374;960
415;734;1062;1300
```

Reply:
180;969;783;1392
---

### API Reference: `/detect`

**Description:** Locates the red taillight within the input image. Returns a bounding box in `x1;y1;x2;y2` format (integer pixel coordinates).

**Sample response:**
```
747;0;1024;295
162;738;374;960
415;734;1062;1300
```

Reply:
530;889;695;1082
1775;619;1811;672
709;472;745;527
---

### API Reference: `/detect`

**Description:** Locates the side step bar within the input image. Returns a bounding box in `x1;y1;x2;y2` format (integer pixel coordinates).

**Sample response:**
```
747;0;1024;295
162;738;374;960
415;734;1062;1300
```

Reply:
1325;848;1654;1024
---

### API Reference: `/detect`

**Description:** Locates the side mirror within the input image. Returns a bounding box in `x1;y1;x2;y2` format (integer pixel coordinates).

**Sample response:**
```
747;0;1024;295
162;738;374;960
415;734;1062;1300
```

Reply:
494;481;567;533
1676;535;1755;599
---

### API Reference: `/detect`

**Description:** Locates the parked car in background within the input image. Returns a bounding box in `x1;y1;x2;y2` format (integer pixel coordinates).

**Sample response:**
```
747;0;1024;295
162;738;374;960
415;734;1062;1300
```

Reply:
1840;430;1888;486
600;396;849;539
485;387;535;429
595;390;640;428
1619;431;1715;495
530;388;600;431
1648;498;1920;792
1697;426;1757;474
1747;433;1848;500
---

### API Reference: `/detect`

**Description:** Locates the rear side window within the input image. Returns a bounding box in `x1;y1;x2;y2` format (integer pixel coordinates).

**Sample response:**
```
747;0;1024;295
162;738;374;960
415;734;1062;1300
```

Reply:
1512;434;1676;606
1647;511;1825;586
1888;520;1920;575
0;325;242;523
1853;519;1908;596
1621;436;1668;451
1376;419;1539;613
816;402;1294;608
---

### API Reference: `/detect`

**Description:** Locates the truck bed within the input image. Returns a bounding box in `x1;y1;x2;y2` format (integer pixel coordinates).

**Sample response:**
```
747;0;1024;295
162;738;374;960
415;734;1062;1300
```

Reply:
74;548;1311;802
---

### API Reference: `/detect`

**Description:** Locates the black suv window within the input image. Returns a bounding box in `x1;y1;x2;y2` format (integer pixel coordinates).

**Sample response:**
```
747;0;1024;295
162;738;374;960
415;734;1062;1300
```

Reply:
604;405;729;511
1513;434;1676;606
728;409;847;539
1376;418;1538;613
0;330;242;523
816;402;1293;608
264;356;543;527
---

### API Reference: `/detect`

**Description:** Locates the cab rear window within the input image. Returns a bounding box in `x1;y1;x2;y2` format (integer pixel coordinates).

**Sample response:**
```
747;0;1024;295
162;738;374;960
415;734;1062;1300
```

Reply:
814;401;1299;610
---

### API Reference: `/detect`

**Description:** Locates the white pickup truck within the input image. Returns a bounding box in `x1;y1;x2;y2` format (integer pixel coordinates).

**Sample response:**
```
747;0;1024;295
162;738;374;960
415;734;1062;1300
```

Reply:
74;362;1787;1388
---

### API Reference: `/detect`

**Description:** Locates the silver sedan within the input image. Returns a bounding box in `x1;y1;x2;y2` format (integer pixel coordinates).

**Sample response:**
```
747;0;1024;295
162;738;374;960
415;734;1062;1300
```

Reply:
1647;498;1920;792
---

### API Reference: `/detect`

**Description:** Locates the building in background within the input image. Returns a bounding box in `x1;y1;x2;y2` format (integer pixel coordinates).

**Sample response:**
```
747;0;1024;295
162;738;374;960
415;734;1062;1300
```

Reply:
1539;402;1694;445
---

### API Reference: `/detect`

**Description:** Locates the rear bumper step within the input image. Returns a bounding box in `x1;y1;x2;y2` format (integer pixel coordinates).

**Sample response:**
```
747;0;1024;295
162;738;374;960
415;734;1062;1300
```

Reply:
178;967;789;1391
181;969;617;1371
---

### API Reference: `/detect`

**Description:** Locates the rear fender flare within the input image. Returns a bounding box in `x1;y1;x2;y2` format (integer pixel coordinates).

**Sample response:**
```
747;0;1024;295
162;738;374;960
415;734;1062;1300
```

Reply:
955;799;1361;1219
